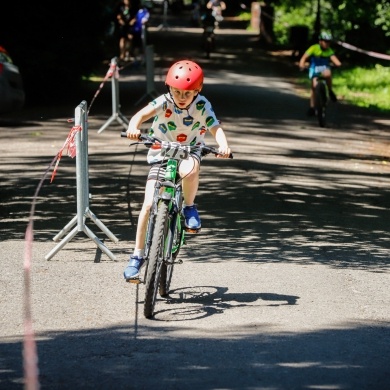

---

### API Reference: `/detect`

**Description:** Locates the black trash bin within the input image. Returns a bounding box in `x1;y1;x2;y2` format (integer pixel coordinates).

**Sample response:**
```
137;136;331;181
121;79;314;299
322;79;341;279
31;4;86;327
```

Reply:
290;25;309;59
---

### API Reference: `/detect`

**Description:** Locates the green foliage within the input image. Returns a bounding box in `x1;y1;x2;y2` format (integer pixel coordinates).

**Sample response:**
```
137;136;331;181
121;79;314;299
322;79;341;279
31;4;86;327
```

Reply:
237;11;251;22
332;0;390;39
273;4;315;46
272;0;390;52
333;64;390;111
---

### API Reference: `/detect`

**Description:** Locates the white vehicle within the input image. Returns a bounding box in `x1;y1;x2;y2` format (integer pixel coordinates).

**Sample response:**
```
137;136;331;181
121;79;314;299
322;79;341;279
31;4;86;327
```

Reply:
0;46;25;114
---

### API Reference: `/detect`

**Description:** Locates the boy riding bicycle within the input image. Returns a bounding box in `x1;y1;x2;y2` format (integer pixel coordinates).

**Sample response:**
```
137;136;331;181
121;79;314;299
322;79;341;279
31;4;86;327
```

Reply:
123;60;232;281
299;31;342;116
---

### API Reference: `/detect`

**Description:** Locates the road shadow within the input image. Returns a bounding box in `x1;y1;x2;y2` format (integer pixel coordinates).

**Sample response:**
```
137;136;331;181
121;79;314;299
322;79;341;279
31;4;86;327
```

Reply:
151;286;299;321
2;321;389;389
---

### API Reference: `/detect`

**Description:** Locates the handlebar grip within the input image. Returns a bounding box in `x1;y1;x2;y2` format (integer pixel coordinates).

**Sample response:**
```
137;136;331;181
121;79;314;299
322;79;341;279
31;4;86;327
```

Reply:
120;132;148;141
203;146;233;159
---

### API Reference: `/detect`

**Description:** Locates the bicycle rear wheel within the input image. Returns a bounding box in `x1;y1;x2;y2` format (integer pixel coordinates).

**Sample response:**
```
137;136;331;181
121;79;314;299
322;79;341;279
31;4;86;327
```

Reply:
205;35;214;58
315;81;327;128
144;201;169;319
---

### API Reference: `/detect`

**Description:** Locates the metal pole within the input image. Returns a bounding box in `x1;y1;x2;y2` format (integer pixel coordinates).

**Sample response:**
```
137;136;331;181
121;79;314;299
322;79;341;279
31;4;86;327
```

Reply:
134;45;159;107
157;0;169;30
97;57;129;134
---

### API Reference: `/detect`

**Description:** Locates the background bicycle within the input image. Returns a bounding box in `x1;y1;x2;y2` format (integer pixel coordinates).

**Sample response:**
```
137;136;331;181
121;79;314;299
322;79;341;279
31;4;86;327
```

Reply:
201;7;217;59
300;64;339;128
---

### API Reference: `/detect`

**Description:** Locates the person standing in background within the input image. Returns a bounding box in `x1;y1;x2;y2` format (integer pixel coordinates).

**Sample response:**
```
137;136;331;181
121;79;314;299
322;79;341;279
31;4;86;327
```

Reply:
116;0;137;62
206;0;226;27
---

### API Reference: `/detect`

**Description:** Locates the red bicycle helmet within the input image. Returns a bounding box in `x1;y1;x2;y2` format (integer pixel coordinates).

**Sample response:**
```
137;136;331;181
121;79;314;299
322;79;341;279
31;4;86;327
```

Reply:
165;60;204;90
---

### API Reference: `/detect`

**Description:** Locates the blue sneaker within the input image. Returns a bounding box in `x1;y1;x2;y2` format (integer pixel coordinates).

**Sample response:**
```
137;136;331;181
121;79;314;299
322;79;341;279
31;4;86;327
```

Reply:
124;256;144;281
183;205;201;231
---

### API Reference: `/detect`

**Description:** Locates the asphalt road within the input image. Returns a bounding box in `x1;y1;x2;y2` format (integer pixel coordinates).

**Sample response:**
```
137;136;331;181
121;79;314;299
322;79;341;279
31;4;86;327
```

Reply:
1;12;390;390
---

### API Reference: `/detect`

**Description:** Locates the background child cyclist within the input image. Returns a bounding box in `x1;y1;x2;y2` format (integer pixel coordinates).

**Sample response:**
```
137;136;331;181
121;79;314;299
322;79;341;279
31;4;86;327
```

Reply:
299;31;342;116
123;60;232;282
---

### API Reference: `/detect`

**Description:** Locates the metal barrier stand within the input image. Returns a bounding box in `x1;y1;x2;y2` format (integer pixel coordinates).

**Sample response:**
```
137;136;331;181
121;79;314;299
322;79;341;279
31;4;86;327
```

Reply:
134;45;159;107
45;101;119;261
97;57;129;134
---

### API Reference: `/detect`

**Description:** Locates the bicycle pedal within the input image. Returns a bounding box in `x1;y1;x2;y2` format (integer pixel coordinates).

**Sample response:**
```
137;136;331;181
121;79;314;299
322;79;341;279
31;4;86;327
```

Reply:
184;227;201;234
126;277;143;285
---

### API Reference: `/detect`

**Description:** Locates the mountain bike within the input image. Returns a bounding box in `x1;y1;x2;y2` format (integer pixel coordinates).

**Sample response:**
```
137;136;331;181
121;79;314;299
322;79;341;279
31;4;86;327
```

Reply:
121;132;232;318
314;75;328;128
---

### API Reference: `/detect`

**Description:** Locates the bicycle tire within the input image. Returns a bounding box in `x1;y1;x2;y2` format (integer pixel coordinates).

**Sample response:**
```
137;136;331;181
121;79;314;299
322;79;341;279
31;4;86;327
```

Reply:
144;201;169;319
205;36;211;59
315;81;327;128
203;33;215;59
159;216;183;297
144;188;159;261
139;207;155;283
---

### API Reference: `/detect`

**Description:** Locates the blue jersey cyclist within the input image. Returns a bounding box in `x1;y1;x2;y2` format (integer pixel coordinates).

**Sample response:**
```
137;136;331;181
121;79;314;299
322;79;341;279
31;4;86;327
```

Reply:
123;60;232;281
299;32;342;116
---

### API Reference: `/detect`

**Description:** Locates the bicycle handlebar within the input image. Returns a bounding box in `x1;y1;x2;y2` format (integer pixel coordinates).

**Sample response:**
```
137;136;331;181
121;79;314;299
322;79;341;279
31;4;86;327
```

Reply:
121;132;233;159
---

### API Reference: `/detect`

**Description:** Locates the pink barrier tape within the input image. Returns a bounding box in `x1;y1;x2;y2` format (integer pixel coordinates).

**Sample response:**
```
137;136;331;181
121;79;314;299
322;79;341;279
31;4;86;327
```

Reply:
23;155;57;390
336;40;390;61
24;223;40;390
87;62;116;115
23;117;86;387
87;59;131;116
50;125;82;183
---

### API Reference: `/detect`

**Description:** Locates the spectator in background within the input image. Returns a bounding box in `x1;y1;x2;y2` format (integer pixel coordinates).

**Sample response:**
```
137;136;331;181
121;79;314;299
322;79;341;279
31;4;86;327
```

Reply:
201;5;216;30
206;0;226;27
116;0;137;62
190;1;202;27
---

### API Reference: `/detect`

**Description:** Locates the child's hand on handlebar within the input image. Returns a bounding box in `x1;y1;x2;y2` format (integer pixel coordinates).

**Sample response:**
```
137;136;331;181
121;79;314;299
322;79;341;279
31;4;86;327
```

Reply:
125;128;141;140
217;146;231;158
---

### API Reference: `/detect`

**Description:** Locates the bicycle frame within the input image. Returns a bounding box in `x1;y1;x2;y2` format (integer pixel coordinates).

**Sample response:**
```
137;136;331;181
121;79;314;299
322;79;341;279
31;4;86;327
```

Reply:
143;158;185;276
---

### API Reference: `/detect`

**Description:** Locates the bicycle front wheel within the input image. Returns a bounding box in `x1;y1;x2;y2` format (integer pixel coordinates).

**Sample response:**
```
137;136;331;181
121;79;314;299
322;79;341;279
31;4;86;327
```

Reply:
144;200;169;319
315;82;327;128
159;215;183;297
